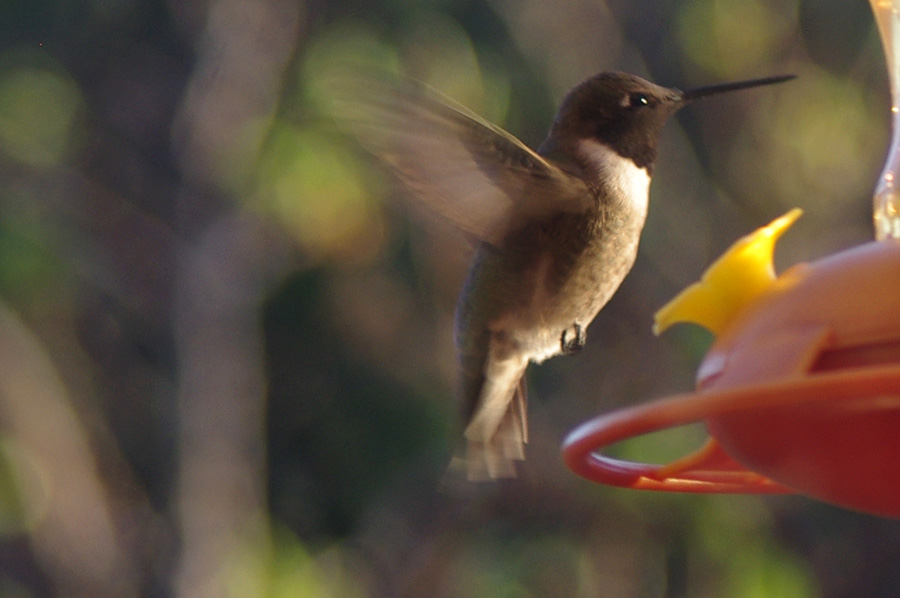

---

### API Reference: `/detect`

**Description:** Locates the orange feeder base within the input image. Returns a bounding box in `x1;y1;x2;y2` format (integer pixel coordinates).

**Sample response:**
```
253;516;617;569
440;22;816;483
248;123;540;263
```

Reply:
563;231;900;518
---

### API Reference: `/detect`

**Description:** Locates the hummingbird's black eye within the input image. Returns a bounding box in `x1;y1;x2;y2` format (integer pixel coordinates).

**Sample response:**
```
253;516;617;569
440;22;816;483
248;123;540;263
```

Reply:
624;93;650;108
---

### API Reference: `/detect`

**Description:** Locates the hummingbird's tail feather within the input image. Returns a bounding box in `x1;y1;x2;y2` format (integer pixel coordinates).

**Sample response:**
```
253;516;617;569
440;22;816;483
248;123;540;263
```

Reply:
460;354;529;480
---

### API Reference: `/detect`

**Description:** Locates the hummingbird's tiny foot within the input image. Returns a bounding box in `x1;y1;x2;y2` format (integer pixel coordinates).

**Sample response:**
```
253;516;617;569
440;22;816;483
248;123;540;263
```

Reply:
560;323;586;355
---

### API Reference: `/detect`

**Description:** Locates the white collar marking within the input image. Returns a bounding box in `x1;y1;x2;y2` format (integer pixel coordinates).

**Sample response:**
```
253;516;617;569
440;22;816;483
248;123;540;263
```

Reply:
577;139;651;219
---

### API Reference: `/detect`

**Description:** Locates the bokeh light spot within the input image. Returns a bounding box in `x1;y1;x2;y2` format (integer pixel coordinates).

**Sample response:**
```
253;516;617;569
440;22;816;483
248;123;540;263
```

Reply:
257;125;387;263
0;67;84;166
677;0;797;77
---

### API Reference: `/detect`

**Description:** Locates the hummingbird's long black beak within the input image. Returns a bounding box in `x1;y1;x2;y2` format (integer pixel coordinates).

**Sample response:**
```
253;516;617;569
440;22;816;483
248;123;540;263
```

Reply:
678;74;796;102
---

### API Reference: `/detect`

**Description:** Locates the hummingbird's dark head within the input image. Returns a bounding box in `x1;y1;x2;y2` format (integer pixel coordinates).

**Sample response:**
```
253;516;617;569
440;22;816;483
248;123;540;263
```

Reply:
546;72;683;170
544;71;795;171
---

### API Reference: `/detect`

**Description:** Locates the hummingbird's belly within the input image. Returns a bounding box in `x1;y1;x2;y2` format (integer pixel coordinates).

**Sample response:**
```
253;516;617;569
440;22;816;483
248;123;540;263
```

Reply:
502;235;639;362
546;221;638;310
457;212;643;364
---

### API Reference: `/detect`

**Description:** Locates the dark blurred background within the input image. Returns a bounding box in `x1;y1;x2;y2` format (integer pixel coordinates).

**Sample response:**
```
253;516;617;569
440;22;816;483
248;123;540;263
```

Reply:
0;0;898;596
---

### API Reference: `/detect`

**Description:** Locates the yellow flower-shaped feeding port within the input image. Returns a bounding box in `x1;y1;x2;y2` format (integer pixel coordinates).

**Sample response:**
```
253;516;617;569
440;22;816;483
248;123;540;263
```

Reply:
654;209;802;337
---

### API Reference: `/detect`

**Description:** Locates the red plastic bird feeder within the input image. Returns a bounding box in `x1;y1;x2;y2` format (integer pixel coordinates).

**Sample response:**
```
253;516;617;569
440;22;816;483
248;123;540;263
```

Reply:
562;0;900;517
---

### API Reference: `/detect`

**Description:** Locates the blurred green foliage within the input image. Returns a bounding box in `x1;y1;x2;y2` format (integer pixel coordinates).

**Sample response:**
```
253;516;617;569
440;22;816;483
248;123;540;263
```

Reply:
0;65;84;166
0;0;897;597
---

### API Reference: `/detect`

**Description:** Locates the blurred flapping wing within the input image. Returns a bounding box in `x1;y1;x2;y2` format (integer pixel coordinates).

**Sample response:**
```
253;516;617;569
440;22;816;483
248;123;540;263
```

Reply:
325;72;593;245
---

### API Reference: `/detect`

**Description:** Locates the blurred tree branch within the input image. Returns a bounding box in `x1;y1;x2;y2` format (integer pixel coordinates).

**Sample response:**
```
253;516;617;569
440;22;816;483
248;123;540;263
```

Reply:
169;1;301;597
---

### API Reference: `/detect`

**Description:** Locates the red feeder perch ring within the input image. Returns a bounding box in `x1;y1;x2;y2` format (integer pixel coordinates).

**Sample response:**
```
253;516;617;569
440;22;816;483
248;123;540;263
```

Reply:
563;366;900;496
562;218;900;518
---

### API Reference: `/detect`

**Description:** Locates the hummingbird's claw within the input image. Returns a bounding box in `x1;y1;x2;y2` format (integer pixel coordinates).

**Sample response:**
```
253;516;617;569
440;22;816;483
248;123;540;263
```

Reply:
560;323;586;354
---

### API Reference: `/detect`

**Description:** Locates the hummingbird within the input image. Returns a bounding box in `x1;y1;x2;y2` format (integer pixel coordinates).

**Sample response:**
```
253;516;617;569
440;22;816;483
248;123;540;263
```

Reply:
330;69;795;479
